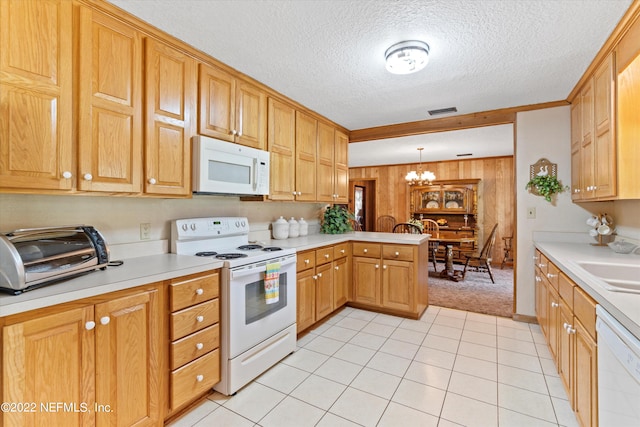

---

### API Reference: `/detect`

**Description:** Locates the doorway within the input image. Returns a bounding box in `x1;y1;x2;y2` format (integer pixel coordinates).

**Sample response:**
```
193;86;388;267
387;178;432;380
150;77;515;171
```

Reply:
349;179;376;231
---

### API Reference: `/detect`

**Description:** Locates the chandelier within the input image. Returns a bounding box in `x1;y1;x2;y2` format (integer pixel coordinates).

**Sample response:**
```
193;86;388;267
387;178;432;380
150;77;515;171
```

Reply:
405;148;436;185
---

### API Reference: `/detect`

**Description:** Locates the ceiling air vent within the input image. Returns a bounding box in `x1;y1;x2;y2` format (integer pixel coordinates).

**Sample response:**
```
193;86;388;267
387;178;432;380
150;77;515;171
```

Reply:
428;107;457;116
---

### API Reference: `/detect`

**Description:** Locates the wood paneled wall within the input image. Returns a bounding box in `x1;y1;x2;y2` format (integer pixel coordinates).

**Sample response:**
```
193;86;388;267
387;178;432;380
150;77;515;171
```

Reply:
349;156;515;256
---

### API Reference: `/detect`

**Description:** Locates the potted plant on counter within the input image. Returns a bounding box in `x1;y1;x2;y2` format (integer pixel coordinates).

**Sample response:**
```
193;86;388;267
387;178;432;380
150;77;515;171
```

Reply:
320;205;354;234
525;175;569;203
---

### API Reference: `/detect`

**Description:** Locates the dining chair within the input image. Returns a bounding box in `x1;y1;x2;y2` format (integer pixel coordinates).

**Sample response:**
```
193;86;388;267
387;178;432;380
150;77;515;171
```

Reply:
421;219;440;271
462;223;499;283
501;234;513;269
377;215;396;232
392;223;422;234
350;218;363;231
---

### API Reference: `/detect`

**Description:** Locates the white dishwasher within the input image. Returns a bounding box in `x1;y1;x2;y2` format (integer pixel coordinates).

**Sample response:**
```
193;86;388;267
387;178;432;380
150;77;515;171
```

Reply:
596;305;640;426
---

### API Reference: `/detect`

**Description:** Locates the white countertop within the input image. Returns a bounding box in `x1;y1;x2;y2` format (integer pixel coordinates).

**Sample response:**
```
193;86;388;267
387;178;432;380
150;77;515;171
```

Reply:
0;232;429;317
263;231;430;252
534;241;640;340
0;254;224;317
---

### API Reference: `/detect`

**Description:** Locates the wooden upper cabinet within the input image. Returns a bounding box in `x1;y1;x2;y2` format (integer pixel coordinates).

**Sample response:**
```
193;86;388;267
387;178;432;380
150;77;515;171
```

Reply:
268;98;296;200
235;79;267;150
145;38;196;196
616;15;640;200
316;121;335;202
77;6;143;193
0;0;73;191
334;130;349;203
570;100;582;200
592;54;616;199
295;111;317;201
198;64;267;150
198;63;235;142
579;79;595;197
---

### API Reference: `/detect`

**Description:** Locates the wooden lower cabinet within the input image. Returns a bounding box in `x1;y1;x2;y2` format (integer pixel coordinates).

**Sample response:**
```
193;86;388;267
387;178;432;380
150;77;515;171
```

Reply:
2;286;161;427
167;271;220;413
534;249;598;427
296;243;352;333
352;242;428;318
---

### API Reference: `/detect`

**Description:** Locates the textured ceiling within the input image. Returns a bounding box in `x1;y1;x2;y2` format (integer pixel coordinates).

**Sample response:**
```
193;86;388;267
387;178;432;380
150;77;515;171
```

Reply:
109;0;632;166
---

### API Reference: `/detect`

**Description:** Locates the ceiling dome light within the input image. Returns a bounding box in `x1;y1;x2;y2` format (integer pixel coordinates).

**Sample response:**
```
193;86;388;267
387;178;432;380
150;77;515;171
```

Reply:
385;40;430;75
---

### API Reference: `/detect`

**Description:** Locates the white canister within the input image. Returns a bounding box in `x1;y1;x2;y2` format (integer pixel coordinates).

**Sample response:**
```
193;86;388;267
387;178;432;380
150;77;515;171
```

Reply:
298;218;308;236
272;216;289;240
288;217;300;238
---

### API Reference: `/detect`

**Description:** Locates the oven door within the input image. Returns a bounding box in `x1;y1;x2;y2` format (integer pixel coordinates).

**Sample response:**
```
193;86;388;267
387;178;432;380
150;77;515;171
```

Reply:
227;254;296;358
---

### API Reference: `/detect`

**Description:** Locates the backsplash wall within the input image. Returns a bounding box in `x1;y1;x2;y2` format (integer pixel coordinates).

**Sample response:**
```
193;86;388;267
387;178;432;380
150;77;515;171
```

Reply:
0;194;325;254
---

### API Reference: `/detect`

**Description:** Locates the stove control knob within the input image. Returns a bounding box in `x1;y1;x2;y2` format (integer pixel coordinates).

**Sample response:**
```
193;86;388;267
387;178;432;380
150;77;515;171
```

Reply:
182;224;188;231
190;223;196;230
241;220;246;227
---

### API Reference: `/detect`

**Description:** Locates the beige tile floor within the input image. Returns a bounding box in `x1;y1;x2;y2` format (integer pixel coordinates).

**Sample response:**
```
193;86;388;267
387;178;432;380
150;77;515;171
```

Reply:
169;306;578;427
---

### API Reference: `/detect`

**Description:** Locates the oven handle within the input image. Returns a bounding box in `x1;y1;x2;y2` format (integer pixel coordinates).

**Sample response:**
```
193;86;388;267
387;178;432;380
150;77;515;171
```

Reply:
230;255;296;279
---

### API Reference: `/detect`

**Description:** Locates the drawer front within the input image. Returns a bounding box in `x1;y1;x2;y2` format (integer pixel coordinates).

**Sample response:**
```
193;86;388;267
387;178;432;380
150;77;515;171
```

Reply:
333;243;350;259
546;262;560;291
573;286;597;339
296;250;316;271
171;324;219;370
558;272;574;308
171;349;220;409
170;272;220;311
382;245;414;262
352;242;381;258
171;299;219;340
537;253;549;277
316;246;334;265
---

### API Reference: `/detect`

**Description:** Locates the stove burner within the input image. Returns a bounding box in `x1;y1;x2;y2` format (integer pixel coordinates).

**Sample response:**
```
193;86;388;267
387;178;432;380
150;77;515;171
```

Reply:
238;244;263;250
195;251;218;257
216;253;249;260
263;247;283;252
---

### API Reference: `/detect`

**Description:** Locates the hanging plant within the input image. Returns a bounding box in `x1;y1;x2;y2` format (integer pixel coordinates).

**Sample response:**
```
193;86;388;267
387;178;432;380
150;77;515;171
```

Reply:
320;205;354;234
525;175;569;203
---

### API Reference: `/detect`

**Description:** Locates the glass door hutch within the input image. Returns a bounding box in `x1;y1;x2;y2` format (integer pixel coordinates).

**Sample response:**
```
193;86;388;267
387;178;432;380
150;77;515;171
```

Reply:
410;179;481;263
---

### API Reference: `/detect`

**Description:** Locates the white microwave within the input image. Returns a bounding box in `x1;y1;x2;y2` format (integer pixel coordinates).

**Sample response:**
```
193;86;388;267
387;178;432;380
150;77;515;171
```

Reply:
192;136;270;196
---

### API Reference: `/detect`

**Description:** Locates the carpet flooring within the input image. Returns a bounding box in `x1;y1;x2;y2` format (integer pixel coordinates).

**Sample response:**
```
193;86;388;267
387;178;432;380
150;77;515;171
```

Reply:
427;263;514;318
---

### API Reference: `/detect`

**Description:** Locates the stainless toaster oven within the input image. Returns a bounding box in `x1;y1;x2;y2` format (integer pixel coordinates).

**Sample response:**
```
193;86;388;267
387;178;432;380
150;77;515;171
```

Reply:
0;225;110;295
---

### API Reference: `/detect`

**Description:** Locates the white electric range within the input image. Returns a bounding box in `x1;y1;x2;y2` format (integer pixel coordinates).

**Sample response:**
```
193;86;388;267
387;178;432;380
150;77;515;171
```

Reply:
171;217;297;395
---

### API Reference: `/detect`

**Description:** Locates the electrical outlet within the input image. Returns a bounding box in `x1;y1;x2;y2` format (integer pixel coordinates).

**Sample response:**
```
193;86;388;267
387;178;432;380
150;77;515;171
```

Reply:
527;207;536;219
140;223;151;240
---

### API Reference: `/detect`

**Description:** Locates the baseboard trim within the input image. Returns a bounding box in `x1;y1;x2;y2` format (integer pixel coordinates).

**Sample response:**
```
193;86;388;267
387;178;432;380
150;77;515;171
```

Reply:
512;313;538;324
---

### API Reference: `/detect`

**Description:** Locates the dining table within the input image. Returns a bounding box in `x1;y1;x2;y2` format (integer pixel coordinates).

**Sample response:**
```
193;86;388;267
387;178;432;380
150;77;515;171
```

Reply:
429;236;476;281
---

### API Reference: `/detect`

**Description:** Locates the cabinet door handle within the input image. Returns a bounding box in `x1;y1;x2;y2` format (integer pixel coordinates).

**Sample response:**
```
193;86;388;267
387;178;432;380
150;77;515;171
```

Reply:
363;249;368;253
83;173;93;181
196;342;204;350
551;302;559;308
231;129;237;136
148;177;157;185
196;315;204;323
313;275;318;280
535;276;541;282
317;273;322;278
62;171;73;179
340;249;345;254
566;325;576;334
383;265;387;269
375;264;379;269
100;316;110;325
195;288;204;296
85;321;96;330
196;374;204;382
324;254;330;259
394;251;399;257
304;259;310;264
547;273;557;279
538;263;547;268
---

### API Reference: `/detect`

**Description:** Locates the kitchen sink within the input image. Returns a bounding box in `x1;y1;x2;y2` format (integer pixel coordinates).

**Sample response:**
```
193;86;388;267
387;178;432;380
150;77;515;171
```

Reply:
576;261;640;293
